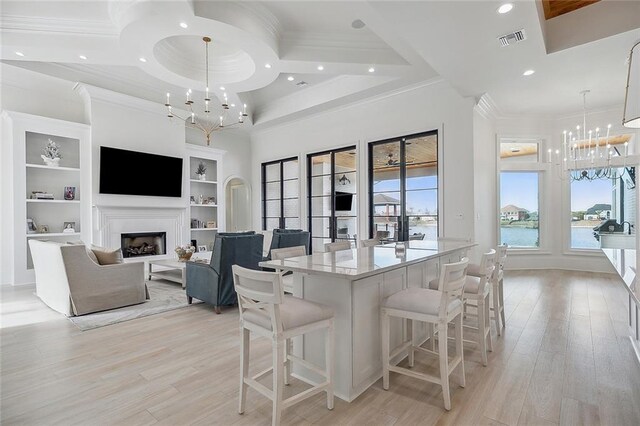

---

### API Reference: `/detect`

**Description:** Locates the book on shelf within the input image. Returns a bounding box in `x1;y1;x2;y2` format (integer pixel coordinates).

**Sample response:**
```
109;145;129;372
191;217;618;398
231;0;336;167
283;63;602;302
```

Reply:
30;192;54;200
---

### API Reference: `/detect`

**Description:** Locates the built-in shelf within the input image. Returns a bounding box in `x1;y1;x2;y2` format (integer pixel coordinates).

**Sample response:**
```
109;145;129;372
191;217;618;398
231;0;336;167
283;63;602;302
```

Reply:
26;164;80;172
191;228;218;231
27;232;81;238
190;179;217;184
190;204;218;208
26;199;80;204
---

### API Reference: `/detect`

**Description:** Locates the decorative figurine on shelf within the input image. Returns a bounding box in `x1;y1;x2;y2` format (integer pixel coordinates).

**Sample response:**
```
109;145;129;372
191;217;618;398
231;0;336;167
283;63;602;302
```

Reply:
198;194;204;204
38;224;49;234
41;139;61;167
196;162;207;181
175;244;196;262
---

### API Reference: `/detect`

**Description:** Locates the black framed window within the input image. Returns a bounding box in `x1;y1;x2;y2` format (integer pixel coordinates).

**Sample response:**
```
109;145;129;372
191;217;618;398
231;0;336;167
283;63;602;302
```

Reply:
308;146;357;252
261;157;299;230
369;130;438;242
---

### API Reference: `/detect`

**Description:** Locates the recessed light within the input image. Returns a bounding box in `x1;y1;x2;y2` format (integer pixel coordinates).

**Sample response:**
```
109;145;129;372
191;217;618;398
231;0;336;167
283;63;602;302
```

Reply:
497;3;514;14
79;55;87;60
219;86;225;90
139;57;147;63
317;65;324;71
265;63;271;69
179;22;188;29
287;76;294;81
351;19;366;29
523;69;535;76
368;67;375;73
15;51;24;57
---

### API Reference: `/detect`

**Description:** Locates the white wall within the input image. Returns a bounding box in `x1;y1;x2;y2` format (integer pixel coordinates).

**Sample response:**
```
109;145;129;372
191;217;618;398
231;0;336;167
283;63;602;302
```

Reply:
250;79;476;244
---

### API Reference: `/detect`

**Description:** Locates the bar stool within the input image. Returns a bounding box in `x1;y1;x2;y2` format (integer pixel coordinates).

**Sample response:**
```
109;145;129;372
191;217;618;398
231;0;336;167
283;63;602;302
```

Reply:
360;238;379;248
270;245;307;294
325;240;351;252
232;265;335;426
429;249;496;366
381;257;469;411
467;244;507;335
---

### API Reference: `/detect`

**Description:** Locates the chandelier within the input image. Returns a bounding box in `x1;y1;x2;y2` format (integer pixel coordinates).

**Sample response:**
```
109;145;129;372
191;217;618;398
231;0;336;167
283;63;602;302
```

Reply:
550;90;631;182
164;36;247;145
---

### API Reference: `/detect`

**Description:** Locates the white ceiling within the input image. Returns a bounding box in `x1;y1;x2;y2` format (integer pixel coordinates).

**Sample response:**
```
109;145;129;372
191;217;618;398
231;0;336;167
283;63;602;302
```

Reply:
1;0;638;127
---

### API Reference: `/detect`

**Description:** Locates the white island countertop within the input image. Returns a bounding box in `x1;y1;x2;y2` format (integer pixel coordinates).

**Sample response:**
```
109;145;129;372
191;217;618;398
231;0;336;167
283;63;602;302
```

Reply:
260;241;475;280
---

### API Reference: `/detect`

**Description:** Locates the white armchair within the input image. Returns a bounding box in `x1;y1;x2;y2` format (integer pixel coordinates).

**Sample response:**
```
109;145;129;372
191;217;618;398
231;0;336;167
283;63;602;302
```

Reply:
29;240;148;316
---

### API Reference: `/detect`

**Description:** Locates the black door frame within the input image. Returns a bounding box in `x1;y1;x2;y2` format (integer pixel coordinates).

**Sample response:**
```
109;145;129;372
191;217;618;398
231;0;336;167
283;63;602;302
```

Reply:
261;156;298;230
307;145;357;251
368;129;438;241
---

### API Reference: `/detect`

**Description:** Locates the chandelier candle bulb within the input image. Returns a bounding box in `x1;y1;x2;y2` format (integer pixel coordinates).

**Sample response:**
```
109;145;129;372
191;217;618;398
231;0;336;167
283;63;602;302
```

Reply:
205;87;210;101
606;124;611;144
190;112;195;124
166;93;170;106
625;141;629;157
547;148;552;163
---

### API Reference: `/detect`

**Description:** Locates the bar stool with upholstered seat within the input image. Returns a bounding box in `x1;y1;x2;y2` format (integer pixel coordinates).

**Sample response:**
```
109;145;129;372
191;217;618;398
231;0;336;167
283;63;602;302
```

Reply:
360;238;379;248
428;249;496;366
324;240;352;252
466;244;507;335
270;245;307;294
381;257;469;411
232;265;335;426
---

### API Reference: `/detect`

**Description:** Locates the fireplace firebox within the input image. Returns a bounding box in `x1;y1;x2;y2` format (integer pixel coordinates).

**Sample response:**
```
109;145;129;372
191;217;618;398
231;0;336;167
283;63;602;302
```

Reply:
121;232;167;258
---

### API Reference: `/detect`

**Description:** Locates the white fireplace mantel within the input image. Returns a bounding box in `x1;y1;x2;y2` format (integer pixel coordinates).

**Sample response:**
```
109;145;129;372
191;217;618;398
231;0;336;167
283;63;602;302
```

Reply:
93;205;187;256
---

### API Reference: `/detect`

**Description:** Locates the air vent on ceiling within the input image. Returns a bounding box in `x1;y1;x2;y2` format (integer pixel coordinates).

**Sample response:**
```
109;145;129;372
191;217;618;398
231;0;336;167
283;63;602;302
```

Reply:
296;81;308;87
498;29;526;47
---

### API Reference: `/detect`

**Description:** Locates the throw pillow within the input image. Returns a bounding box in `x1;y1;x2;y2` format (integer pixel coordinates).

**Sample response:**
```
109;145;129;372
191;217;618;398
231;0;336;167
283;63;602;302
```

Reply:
67;241;100;264
91;245;124;265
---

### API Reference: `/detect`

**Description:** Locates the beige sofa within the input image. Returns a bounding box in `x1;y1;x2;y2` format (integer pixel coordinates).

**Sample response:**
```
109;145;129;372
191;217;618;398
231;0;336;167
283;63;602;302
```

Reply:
29;240;149;316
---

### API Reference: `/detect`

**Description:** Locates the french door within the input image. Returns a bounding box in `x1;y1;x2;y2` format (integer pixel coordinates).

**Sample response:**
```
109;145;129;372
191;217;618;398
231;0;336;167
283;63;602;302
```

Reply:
307;146;357;252
369;130;438;242
261;157;300;230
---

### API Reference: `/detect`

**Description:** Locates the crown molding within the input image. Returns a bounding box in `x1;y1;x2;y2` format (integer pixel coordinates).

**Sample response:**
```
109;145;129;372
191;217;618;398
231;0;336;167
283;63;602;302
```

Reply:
0;14;118;36
1;110;89;130
73;83;167;117
474;93;502;120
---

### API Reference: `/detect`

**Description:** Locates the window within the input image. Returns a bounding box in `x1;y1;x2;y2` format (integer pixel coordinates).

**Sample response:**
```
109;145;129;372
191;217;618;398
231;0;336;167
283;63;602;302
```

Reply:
570;167;636;249
261;157;299;231
500;172;540;247
499;139;543;249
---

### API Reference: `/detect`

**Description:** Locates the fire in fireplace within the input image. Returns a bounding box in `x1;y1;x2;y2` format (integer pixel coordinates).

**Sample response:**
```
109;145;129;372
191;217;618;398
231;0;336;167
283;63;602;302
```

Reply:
121;232;167;258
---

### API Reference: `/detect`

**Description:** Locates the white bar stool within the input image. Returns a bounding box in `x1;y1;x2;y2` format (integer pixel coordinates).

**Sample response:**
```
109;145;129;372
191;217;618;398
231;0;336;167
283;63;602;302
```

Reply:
270;245;307;294
360;238;379;248
324;240;351;252
429;249;496;366
381;257;469;411
467;244;507;335
232;265;335;426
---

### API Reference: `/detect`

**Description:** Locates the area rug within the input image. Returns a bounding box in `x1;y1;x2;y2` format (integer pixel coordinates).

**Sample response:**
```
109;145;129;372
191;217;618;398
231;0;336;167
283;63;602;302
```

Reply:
69;280;200;331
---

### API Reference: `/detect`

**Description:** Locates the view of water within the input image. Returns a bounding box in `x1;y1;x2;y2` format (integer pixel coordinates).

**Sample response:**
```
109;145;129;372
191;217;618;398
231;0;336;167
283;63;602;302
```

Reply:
500;226;599;249
410;224;600;249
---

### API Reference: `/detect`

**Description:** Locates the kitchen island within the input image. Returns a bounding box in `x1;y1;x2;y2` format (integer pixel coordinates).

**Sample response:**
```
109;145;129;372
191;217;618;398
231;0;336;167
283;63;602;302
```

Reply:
260;241;474;402
602;248;640;366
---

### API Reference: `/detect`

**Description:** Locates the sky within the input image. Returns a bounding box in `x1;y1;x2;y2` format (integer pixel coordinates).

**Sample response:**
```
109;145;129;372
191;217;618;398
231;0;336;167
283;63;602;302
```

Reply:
500;171;615;213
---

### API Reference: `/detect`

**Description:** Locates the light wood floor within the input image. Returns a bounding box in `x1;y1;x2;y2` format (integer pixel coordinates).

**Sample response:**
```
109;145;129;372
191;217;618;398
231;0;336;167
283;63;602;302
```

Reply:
2;270;640;425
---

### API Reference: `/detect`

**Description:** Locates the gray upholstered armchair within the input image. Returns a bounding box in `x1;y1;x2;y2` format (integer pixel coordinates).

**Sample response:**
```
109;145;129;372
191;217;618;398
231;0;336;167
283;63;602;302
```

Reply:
186;233;263;313
266;228;310;260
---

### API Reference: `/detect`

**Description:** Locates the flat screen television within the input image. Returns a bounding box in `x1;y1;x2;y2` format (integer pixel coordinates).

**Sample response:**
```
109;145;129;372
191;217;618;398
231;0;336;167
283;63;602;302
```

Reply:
335;191;354;211
99;146;183;197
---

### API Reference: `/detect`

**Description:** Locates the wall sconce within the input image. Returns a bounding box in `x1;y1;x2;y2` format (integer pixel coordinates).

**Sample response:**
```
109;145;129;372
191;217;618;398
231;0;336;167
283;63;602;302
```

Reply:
623;41;639;128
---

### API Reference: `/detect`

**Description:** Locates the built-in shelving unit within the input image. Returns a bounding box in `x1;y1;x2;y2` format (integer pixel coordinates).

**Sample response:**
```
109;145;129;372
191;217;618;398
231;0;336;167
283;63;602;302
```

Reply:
185;144;225;252
2;111;91;285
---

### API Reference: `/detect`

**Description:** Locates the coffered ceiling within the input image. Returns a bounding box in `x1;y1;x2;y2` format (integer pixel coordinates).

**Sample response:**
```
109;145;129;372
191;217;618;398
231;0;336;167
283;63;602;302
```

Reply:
1;0;639;129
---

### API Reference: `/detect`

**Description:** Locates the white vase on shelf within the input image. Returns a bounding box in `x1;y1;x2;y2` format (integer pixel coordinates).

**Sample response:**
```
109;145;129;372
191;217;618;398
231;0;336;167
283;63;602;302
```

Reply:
198;174;206;181
41;156;61;167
